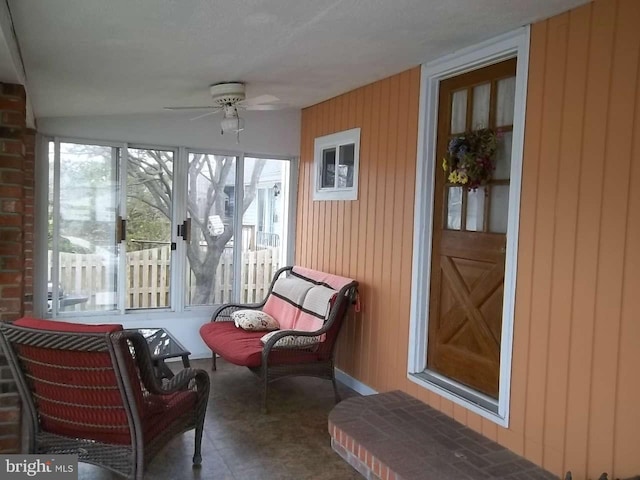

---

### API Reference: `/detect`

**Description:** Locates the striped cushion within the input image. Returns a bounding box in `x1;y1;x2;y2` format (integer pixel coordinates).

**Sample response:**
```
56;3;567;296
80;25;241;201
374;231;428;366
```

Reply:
261;268;352;334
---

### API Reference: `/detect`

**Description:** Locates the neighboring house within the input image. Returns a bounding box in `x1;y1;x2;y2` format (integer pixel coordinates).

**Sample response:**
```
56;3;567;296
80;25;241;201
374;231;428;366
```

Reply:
0;0;637;479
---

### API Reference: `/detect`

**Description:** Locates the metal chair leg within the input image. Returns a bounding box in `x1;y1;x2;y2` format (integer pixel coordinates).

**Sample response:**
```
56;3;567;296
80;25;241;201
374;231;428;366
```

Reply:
211;353;217;371
193;421;204;467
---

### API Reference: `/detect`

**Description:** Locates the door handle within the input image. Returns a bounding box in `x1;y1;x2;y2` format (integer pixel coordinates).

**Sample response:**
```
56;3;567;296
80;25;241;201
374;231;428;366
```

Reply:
178;218;191;243
116;216;127;243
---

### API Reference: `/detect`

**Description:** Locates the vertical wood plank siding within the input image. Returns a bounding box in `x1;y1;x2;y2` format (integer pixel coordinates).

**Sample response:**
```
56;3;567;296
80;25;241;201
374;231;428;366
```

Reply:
296;1;640;477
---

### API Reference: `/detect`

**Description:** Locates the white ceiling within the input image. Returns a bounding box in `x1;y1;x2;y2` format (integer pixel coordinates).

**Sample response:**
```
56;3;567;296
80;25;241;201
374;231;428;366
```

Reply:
7;0;589;119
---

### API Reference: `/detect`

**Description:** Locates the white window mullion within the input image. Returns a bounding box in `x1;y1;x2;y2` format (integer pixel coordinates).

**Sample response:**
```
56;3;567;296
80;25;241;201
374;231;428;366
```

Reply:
50;138;61;317
172;146;188;312
117;144;127;314
233;154;244;303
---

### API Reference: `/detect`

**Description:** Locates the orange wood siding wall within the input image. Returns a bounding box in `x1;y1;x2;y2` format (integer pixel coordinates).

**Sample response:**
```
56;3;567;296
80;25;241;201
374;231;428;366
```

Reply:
297;1;640;477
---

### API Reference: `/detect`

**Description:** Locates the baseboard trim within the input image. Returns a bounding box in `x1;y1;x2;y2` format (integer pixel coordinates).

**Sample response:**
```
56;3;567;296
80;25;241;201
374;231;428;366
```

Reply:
335;368;378;396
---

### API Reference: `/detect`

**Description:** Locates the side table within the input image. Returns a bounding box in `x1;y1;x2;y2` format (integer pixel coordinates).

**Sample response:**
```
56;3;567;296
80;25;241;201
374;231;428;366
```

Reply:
134;327;191;379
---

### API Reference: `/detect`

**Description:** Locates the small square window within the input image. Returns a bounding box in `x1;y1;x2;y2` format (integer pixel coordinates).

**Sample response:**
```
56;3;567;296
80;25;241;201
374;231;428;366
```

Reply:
313;128;360;201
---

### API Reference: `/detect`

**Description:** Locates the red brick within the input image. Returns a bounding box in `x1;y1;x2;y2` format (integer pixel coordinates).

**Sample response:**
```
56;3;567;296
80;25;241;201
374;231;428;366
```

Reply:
0;244;20;255
1;111;24;127
0;97;25;112
0;156;22;169
1;286;21;297
0;185;23;198
0;140;23;155
0;272;21;284
0;257;22;270
0;170;24;185
0;393;19;407
0;84;26;99
0;408;19;423
380;464;389;480
0;435;20;451
0;230;21;242
1;200;23;214
0;313;20;322
0;423;20;437
0;299;20;313
0;215;22;228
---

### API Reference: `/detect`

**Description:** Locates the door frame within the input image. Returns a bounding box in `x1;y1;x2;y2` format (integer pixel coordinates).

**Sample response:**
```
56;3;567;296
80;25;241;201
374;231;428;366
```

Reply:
408;27;530;427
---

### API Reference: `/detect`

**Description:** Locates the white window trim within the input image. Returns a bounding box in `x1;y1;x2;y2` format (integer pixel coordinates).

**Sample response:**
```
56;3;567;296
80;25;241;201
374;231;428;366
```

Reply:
407;26;530;427
313;128;360;201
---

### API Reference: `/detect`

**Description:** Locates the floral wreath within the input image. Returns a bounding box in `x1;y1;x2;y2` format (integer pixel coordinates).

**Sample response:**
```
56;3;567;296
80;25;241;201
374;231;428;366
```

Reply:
442;128;498;190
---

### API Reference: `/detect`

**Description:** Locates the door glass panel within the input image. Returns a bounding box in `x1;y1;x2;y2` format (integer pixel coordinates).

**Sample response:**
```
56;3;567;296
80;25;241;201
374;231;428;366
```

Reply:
126;148;173;309
489;185;510;233
338;144;355;188
51;142;119;313
241;158;287;303
450;90;467;134
321;148;336;188
466;187;486;232
446;187;462;230
494;132;512;180
472;83;491;129
186;153;236;306
496;76;516;127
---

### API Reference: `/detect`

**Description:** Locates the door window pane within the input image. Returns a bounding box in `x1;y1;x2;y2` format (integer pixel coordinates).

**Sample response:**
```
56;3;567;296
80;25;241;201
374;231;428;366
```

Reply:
494;132;513;180
466;187;486;232
496;76;516;127
446;187;463;230
126;148;173;309
472;83;491;129
489;185;510;233
241;158;286;303
186;154;236;306
450;90;468;134
51;142;119;313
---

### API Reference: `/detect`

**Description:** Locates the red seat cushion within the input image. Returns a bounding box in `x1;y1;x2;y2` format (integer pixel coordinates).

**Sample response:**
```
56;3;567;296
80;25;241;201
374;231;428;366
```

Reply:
199;322;319;368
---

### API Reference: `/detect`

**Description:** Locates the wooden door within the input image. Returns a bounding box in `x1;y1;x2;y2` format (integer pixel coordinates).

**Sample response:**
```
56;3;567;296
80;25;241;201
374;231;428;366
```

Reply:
428;59;517;398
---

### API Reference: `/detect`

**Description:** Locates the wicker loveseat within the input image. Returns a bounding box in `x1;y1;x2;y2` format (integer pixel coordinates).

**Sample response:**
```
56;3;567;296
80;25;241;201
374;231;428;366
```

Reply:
0;317;210;480
199;266;358;411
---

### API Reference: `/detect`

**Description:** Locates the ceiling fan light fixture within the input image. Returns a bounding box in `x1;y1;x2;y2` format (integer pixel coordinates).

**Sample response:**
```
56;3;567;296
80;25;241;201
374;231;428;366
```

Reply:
220;115;245;134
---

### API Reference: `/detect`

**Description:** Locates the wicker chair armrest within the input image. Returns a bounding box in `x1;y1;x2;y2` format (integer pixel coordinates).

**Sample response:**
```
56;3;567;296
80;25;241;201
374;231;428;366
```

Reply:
158;367;210;395
211;303;263;322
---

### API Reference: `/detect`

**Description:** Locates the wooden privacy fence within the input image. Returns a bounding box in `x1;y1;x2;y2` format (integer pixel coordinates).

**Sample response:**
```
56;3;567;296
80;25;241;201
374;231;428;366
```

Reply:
52;246;281;310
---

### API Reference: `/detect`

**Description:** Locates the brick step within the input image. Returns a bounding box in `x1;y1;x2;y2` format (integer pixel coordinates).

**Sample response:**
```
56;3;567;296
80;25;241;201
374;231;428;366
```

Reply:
328;391;558;480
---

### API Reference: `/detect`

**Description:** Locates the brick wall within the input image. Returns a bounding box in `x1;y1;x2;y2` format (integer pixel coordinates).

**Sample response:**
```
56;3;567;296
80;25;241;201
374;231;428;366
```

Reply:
0;82;34;452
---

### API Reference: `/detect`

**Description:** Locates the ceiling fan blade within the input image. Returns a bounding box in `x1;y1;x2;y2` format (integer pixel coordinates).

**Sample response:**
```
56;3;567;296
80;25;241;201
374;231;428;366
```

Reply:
244;104;286;111
189;110;221;121
239;94;280;106
164;106;215;111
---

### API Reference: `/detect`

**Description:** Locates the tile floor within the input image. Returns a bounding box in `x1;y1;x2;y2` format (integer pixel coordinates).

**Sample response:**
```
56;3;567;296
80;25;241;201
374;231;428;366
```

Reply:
78;358;361;480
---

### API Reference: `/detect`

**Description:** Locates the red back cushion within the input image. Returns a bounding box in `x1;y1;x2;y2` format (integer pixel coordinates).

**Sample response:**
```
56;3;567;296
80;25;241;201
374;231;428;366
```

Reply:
10;317;146;444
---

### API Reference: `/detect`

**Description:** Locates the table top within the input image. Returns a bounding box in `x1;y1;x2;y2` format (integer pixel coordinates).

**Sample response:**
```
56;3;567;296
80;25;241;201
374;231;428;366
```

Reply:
134;328;191;361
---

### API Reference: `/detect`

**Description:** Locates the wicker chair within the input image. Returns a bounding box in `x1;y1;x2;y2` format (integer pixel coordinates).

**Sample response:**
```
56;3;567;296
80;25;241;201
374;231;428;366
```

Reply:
0;318;209;480
200;266;358;412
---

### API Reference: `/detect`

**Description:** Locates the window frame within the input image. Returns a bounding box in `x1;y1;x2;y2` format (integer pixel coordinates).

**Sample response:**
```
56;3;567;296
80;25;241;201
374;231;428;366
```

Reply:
36;136;297;322
313;128;360;201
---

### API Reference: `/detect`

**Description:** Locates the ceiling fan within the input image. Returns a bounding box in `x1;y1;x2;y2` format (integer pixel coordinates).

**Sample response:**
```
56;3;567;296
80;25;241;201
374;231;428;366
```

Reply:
164;82;283;142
